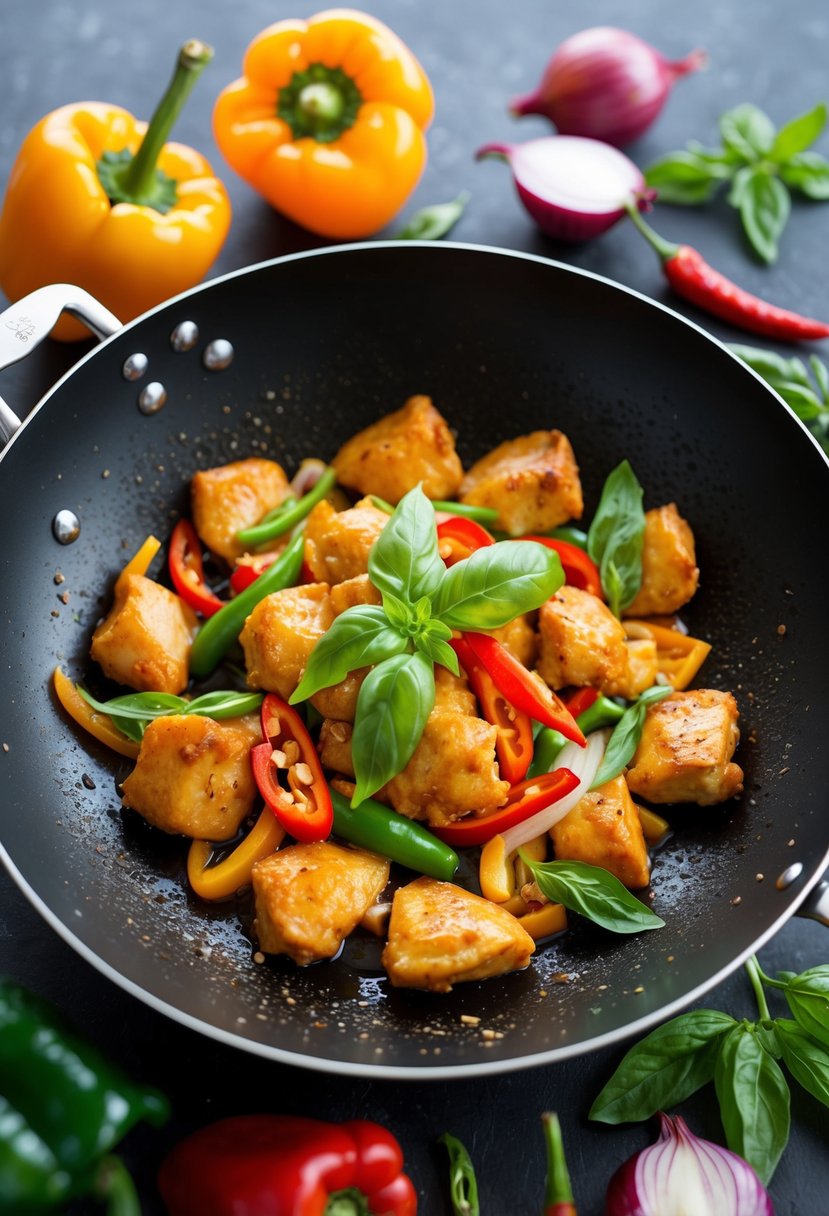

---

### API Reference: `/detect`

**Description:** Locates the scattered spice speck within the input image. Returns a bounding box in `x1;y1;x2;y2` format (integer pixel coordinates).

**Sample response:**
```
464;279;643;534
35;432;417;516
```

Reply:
634;986;645;994
788;838;796;847
777;624;787;636
252;951;265;965
731;896;742;906
1;743;9;753
54;571;65;585
59;592;70;605
460;1014;481;1026
756;873;765;882
81;773;95;790
101;469;110;479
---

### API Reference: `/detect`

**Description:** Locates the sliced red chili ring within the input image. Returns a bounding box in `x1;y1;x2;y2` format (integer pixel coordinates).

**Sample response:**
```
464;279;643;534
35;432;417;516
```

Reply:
436;516;495;567
252;694;333;842
561;686;601;717
230;551;281;595
450;636;532;783
517;535;603;597
168;520;224;617
431;767;579;846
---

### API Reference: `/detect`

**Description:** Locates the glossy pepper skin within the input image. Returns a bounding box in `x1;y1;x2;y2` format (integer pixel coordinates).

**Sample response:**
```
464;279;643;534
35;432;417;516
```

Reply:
0;42;230;341
157;1115;418;1216
213;10;434;238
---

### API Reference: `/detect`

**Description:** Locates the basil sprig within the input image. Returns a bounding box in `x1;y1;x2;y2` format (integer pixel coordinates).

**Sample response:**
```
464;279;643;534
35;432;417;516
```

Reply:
730;343;829;453
520;855;665;935
396;192;469;241
291;485;563;804
586;460;646;618
645;101;829;263
590;684;672;789
591;955;829;1184
78;687;263;742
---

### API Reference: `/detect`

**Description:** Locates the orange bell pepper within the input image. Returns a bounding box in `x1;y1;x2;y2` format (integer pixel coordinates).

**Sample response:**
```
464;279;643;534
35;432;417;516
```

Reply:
213;9;434;238
0;41;230;341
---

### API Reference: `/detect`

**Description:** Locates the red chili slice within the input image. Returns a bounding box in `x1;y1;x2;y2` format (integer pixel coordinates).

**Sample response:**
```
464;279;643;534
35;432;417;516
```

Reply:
168;520;224;616
252;694;333;842
450;636;532;783
436;516;495;566
431;767;579;846
561;686;600;717
517;535;603;597
230;551;280;595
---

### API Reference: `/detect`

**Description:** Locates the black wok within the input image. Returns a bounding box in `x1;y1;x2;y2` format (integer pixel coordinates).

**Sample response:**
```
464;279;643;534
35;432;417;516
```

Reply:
1;242;827;1077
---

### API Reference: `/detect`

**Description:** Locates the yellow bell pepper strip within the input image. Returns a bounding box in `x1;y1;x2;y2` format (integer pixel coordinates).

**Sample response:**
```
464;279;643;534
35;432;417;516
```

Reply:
479;831;548;905
519;901;567;941
0;41;230;342
212;10;434;238
187;809;285;901
623;619;711;689
637;804;671;845
53;667;140;760
117;535;162;584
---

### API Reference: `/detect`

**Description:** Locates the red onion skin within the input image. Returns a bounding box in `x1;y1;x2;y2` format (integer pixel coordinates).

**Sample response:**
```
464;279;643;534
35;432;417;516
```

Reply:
512;27;706;148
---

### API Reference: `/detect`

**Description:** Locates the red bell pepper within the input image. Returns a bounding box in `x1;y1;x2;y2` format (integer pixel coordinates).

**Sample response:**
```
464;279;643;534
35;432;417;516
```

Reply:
436;515;495;566
450;636;532;783
432;767;579;846
560;687;600;718
458;632;586;747
168;520;224;616
157;1115;417;1216
230;550;281;594
252;694;333;842
517;536;602;598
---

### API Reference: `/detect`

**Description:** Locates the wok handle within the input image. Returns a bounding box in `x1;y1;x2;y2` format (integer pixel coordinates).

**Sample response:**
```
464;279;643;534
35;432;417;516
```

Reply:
0;284;121;445
797;878;829;928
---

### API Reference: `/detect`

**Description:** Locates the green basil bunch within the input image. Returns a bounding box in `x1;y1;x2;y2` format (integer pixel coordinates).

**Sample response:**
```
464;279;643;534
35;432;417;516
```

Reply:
645;101;829;263
590;955;829;1184
730;343;829;452
291;485;563;805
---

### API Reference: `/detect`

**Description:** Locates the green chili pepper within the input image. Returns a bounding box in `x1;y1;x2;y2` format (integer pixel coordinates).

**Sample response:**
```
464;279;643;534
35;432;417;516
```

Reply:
527;696;626;778
189;530;305;678
236;469;336;549
430;501;499;525
547;526;589;550
0;978;167;1214
542;1112;577;1216
330;787;458;880
575;694;625;735
370;494;395;514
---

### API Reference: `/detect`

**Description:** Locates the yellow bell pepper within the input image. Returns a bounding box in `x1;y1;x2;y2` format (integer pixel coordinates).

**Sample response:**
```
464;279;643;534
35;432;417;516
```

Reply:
187;809;285;901
624;619;711;690
213;9;434;238
0;41;230;341
53;667;140;760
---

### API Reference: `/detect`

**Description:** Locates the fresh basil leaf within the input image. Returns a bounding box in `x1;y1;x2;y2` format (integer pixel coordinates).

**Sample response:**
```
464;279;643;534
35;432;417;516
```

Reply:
726;164;757;209
810;356;829;403
108;716;146;743
770;103;827;164
432;540;563;630
738;169;791;263
382;591;414;631
290;606;409;703
783;966;829;1048
720;103;776;162
777;971;799;984
771;383;825;422
728;344;812;388
414;631;461;674
776;1019;829;1107
79;689;188;721
590;685;672;789
586;460;645;618
589;1009;737;1124
368;485;445;605
351;650;435;805
396;192;469;240
779;150;829;199
687;140;744;167
644;152;731;204
420;617;453;642
523;857;665;935
184;691;263;719
714;1024;790;1185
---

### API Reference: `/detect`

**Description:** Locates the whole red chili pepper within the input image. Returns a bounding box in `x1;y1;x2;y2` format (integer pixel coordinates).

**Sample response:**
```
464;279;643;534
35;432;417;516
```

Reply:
157;1115;417;1216
627;202;829;341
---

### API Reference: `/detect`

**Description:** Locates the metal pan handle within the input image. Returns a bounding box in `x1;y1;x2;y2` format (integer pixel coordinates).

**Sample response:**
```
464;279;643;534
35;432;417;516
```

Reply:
0;285;121;445
797;878;829;928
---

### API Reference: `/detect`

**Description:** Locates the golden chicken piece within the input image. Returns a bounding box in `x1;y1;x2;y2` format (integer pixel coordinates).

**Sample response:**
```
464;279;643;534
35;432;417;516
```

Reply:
121;714;259;840
626;689;743;805
487;612;538;668
550;775;651;889
382;877;535;992
537;585;629;694
307;574;382;721
624;504;699;617
304;498;389;584
251;842;390;965
240;583;333;701
191;458;291;562
459;430;583;536
332;395;464;504
616;639;659;698
90;573;197;694
329;573;383;615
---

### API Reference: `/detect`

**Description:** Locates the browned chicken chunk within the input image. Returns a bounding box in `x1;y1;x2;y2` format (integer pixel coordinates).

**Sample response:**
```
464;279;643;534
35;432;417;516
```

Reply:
459;430;583;535
487;613;538;668
121;714;259;840
382;877;535;992
626;689;743;805
252;842;390;965
191;458;291;562
332;395;464;504
240;583;333;700
537;585;629;694
90;573;197;694
624;504;700;617
550;775;651;889
304;498;389;584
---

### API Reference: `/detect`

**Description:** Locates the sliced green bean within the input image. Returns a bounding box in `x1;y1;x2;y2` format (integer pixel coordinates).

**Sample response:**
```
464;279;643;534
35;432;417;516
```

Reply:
430;501;499;524
370;495;395;514
330;788;458;881
236;469;336;549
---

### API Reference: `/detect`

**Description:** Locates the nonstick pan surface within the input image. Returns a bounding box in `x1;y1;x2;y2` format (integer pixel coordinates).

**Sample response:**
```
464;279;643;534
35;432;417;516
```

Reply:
1;242;827;1077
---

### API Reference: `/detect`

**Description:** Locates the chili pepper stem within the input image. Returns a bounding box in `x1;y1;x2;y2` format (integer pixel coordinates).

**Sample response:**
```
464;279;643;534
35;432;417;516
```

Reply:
475;141;512;163
667;48;708;78
543;1113;576;1214
745;954;772;1022
93;1155;142;1216
624;199;680;262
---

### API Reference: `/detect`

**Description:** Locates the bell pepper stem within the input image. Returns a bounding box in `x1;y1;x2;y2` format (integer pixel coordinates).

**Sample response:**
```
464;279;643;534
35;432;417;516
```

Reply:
625;200;680;263
94;1155;142;1216
745;955;772;1022
542;1113;576;1215
324;1188;372;1216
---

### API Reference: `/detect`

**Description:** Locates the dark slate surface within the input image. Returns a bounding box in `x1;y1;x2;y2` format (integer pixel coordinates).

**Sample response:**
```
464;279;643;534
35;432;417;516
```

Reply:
1;1;828;1211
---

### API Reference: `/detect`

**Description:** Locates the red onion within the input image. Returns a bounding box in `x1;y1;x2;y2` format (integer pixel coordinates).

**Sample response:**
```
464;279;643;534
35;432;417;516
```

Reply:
605;1113;774;1216
511;27;706;148
476;136;655;242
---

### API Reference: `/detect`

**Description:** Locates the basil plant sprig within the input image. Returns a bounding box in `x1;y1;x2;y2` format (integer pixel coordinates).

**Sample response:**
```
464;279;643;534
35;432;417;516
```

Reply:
78;688;263;743
291;485;564;805
730;343;829;453
590;954;829;1185
586;459;646;619
645;101;829;263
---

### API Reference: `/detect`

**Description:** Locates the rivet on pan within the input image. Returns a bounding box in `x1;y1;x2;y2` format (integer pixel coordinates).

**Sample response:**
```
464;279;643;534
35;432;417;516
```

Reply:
138;382;167;415
52;509;80;545
122;352;148;381
170;321;199;352
776;862;803;890
203;338;234;371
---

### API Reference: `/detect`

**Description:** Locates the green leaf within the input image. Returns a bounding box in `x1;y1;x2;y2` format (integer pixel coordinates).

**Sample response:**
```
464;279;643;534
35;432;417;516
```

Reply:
644;151;732;204
737;169;791;263
776;1019;829;1107
714;1024;791;1184
771;383;825;422
770;103;827;163
183;691;263;719
523;857;665;935
589;1009;737;1123
720;104;776;162
432;540;563;630
728;344;812;388
414;631;460;674
586;460;646;617
783;966;829;1048
780;150;829;199
368;485;445;605
726;164;757;209
591;685;673;788
396;192;469;241
810;355;829;403
382;591;415;631
351;651;435;804
290;606;410;703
